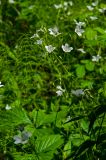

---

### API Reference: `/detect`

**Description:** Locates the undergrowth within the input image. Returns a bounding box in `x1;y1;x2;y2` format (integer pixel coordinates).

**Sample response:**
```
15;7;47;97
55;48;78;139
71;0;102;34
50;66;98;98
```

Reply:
0;0;106;160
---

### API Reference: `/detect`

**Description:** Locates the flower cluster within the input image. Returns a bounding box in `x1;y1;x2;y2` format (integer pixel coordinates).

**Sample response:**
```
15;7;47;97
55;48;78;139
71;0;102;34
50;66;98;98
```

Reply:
87;1;98;11
54;1;73;10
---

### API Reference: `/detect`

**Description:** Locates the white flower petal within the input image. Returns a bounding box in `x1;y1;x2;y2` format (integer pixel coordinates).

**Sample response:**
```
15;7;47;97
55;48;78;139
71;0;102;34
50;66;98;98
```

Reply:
48;26;61;36
54;4;63;9
62;43;73;52
36;39;43;45
71;89;84;96
13;135;22;144
87;5;94;11
89;16;98;20
98;8;106;13
56;90;63;96
56;85;65;96
77;48;86;53
92;55;101;62
75;27;85;36
9;0;14;3
5;104;11;110
0;82;4;87
92;1;98;7
45;45;56;53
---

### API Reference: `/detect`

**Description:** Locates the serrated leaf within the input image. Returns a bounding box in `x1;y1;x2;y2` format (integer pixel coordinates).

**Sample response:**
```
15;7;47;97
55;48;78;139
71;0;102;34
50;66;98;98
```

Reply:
31;109;67;127
0;107;31;131
35;135;63;160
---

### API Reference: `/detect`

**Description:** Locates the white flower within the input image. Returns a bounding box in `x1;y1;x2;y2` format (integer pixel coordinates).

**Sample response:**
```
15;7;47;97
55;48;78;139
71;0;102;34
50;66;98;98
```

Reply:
48;26;61;36
92;55;101;62
54;4;63;9
36;39;43;45
75;26;85;36
71;89;84;97
5;104;11;110
64;2;68;7
74;20;85;36
0;82;4;87
87;5;94;11
62;43;73;52
77;48;86;53
65;115;71;123
89;16;98;20
9;0;14;3
29;5;34;9
98;8;106;13
69;1;73;6
13;131;32;144
56;85;65;96
75;21;85;27
91;1;98;7
56;90;63;96
45;45;55;53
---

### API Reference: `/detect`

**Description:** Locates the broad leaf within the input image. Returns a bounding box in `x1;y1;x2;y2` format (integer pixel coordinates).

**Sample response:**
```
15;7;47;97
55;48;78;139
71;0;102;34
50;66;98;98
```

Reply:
35;135;63;160
76;65;85;78
0;107;31;131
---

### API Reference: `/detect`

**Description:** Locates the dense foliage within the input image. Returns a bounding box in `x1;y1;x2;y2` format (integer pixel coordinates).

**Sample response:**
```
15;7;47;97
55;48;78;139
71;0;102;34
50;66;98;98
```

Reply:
0;0;106;159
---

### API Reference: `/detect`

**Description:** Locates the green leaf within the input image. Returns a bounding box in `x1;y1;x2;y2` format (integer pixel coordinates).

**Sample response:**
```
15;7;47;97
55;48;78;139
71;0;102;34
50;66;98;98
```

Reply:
95;27;106;34
3;70;21;99
70;134;88;146
13;153;36;160
85;61;95;71
63;141;72;159
85;28;97;40
103;82;106;97
76;65;85;78
31;109;67;127
0;107;31;131
35;135;63;160
73;140;95;159
81;80;93;88
0;42;17;61
80;119;89;133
